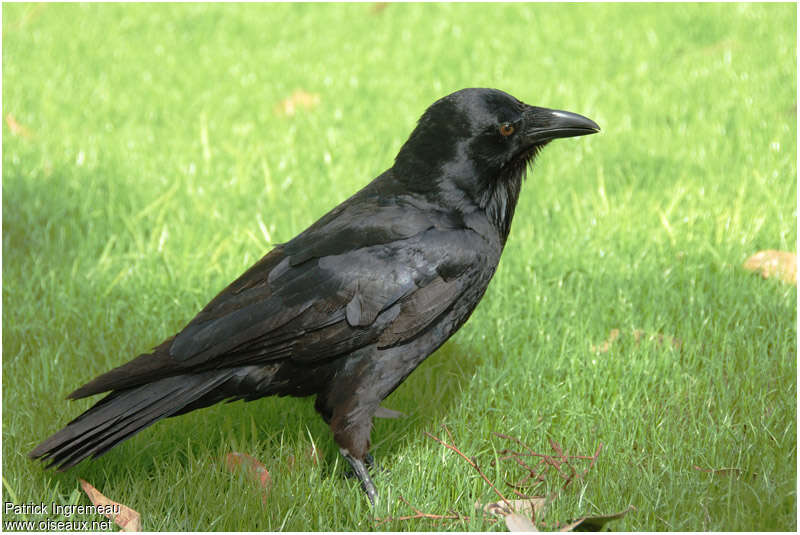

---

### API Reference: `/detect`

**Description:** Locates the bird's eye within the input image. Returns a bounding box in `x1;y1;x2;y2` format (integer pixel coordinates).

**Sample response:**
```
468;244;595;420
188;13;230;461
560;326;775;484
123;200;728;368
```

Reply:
499;123;515;137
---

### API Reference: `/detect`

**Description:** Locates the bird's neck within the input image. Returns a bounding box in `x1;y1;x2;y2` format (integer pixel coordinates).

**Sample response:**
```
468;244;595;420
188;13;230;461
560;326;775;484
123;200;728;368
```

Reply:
382;165;523;247
477;174;523;245
437;160;526;246
391;140;537;246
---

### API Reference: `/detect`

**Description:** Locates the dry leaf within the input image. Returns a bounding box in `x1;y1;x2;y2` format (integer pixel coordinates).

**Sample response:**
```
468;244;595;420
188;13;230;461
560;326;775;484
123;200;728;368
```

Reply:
506;512;539;531
514;498;548;517
274;90;320;117
480;500;512;515
371;2;390;13
592;328;682;353
558;518;586;531
479;500;542;532
225;452;272;503
563;505;635;531
5;114;33;138
743;250;797;285
480;498;547;518
591;328;620;353
78;479;141;532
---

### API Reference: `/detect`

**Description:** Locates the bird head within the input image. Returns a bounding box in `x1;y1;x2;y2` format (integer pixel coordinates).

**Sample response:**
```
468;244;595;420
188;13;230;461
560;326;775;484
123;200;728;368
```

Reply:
393;88;599;240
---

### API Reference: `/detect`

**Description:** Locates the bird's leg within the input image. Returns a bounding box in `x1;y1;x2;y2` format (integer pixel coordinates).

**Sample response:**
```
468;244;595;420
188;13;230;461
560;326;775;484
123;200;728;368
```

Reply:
344;451;387;479
319;389;383;503
340;449;378;506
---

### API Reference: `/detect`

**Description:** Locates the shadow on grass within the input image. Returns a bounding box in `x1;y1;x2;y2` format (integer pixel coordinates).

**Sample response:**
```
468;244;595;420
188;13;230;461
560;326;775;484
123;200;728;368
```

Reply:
371;340;481;455
23;339;480;495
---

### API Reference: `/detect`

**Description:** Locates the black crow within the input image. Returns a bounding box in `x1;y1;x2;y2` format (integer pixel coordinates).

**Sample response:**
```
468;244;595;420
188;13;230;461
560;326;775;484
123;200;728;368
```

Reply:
30;88;599;504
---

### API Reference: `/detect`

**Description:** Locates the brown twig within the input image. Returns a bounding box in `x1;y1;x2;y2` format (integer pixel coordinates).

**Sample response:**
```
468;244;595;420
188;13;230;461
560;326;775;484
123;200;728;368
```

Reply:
377;432;607;529
499;452;547;492
581;443;603;477
374;495;498;526
495;432;602;461
493;432;539;456
542;454;570;480
560;461;579;490
495;436;604;495
502;452;543;474
562;442;603;490
500;450;604;461
508;475;532;489
508;487;532;499
424;425;512;507
550;438;567;462
507;470;547;491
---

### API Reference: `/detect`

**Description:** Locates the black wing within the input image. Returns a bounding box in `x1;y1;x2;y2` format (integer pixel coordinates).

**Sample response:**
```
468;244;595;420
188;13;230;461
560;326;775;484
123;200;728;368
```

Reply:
169;216;481;368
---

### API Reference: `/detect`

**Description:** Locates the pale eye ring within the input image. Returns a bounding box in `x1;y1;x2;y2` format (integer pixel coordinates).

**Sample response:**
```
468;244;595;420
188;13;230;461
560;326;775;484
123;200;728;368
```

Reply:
499;123;515;137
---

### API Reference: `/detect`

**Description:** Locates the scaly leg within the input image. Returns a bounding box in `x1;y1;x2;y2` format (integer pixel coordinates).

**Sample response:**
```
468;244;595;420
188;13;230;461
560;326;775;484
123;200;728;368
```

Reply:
340;448;378;506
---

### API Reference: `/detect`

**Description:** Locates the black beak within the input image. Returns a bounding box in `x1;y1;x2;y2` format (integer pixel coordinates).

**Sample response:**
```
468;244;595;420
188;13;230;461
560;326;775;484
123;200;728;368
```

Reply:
523;106;600;145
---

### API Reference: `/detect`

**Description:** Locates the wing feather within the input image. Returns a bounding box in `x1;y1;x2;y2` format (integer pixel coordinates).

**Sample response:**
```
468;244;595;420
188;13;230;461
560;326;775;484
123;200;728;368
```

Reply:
165;209;480;371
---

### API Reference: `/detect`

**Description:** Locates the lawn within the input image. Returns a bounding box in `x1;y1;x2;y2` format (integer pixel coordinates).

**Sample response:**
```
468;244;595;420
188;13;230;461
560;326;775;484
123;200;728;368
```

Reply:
2;2;796;531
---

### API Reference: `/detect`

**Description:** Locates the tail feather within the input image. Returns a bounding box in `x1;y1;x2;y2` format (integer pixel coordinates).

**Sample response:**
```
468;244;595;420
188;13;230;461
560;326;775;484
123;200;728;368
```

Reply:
43;386;182;469
67;338;177;400
30;370;236;470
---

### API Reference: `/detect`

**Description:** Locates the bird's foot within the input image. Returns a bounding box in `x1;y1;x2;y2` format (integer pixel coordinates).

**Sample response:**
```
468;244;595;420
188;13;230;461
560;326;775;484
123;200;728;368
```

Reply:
341;449;378;506
344;452;389;477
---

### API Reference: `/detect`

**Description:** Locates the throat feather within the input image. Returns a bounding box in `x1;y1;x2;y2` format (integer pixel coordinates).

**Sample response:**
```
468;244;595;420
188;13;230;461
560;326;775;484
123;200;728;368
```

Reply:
480;146;540;244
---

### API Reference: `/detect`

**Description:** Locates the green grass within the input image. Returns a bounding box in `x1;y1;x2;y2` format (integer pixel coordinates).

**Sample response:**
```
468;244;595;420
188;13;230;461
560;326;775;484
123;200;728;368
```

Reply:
2;2;796;531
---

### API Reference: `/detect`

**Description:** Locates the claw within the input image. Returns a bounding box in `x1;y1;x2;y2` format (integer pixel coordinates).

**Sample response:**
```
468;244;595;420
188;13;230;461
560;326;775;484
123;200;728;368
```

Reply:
344;452;387;475
340;449;378;505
